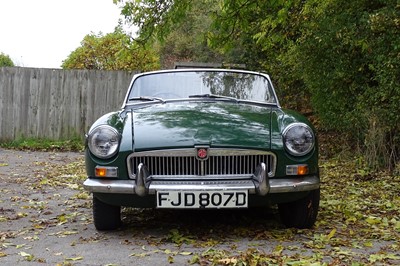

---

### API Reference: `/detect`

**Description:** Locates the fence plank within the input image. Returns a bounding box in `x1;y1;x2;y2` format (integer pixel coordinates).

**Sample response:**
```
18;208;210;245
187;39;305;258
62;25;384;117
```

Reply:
0;67;136;141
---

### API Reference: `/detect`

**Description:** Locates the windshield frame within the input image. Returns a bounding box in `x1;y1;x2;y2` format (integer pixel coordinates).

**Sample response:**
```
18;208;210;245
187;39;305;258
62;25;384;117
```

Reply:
122;69;281;109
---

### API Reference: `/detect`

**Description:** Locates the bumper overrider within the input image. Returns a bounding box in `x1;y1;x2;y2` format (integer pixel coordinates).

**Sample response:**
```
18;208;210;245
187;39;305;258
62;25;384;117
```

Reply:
83;162;320;196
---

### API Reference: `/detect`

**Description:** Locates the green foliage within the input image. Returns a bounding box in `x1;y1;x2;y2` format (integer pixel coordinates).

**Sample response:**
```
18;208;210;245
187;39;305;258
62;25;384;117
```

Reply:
116;0;226;68
293;0;400;169
116;0;400;170
208;0;310;110
61;27;160;71
0;52;14;67
157;0;224;68
208;1;269;69
117;0;191;43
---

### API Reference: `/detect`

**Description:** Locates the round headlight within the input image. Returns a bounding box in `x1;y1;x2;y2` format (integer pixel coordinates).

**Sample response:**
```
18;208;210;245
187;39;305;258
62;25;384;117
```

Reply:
282;123;315;156
88;125;120;159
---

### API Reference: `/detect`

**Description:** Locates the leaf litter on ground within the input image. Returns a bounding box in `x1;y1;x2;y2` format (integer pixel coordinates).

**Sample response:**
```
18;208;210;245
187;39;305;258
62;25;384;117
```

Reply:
0;150;399;265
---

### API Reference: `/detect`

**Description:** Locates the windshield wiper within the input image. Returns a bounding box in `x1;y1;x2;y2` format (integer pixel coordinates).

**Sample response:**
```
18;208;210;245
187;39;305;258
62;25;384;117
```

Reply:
128;96;165;103
188;94;238;102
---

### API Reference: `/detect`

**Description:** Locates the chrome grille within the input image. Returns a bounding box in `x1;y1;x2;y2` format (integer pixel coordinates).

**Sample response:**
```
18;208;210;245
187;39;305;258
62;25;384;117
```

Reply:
128;149;275;179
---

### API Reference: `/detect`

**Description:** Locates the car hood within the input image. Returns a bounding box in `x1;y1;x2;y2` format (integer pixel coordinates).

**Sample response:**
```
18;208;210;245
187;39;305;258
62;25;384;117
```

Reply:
130;102;272;151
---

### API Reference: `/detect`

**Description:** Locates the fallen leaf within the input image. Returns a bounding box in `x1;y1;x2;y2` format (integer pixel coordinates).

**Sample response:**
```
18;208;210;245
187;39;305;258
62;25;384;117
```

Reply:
164;249;173;254
219;258;237;264
363;241;373;247
65;256;83;261
327;228;336;240
273;244;284;255
179;251;192;256
19;251;34;261
366;216;381;225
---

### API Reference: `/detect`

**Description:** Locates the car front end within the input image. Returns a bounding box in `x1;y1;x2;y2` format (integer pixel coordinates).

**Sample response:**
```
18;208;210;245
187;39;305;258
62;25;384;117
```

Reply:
83;69;320;230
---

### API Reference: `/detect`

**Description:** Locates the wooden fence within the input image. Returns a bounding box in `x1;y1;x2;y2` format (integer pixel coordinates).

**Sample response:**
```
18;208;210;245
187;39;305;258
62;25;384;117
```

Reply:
0;67;137;141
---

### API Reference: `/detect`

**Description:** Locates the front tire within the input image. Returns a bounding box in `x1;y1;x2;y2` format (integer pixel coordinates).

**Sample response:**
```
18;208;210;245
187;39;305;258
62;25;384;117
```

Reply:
278;189;320;229
93;196;121;230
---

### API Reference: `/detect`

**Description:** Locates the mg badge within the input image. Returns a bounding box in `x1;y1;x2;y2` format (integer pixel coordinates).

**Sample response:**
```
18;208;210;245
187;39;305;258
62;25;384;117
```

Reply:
196;147;209;160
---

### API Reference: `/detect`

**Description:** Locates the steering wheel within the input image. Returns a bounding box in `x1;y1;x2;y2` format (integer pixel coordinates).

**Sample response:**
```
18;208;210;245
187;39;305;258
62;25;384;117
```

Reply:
152;92;181;99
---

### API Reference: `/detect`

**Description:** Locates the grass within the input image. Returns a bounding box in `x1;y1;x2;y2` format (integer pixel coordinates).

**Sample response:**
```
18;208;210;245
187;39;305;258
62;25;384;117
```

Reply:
0;138;84;152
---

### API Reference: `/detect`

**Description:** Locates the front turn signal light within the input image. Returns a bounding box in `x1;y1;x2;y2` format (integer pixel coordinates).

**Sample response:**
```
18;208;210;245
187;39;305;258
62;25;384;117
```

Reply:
286;165;309;176
95;166;118;178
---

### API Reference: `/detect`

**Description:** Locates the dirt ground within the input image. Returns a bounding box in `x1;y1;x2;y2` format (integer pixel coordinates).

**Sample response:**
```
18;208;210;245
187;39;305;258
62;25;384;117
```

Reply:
0;148;398;265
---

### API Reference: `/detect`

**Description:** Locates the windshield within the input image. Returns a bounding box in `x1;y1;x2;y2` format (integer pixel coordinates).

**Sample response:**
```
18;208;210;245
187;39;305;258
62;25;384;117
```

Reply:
127;70;277;104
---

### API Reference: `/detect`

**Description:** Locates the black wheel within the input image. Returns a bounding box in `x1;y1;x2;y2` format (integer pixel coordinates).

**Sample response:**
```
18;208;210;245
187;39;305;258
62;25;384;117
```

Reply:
93;196;121;230
278;189;320;229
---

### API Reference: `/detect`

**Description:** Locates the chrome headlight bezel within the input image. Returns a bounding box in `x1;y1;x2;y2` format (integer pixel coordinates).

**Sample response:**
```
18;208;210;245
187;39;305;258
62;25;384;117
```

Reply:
282;123;315;156
87;125;121;159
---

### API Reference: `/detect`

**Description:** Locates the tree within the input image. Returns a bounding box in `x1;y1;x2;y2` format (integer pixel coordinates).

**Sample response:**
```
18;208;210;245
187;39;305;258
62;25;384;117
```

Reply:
117;0;226;69
0;52;15;67
207;0;309;110
207;0;400;169
116;0;400;170
292;0;400;169
118;0;191;43
62;28;159;71
157;0;225;68
116;0;309;108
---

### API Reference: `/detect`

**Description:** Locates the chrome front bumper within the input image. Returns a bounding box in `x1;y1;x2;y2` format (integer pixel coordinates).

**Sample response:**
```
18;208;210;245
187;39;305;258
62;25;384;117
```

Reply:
83;162;320;196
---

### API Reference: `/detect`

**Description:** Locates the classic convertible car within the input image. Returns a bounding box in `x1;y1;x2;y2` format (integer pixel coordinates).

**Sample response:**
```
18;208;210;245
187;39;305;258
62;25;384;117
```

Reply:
83;69;319;230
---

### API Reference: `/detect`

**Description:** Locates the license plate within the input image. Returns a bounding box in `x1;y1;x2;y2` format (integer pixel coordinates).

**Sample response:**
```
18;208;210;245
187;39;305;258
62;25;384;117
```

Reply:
156;190;248;209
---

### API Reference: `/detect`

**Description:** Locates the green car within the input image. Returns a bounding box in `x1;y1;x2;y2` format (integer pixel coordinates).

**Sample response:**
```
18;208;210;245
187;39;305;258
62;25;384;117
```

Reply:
83;69;319;230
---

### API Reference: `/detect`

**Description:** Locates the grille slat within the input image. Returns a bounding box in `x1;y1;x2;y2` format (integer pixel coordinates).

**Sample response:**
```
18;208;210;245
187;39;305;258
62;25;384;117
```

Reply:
129;149;276;178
